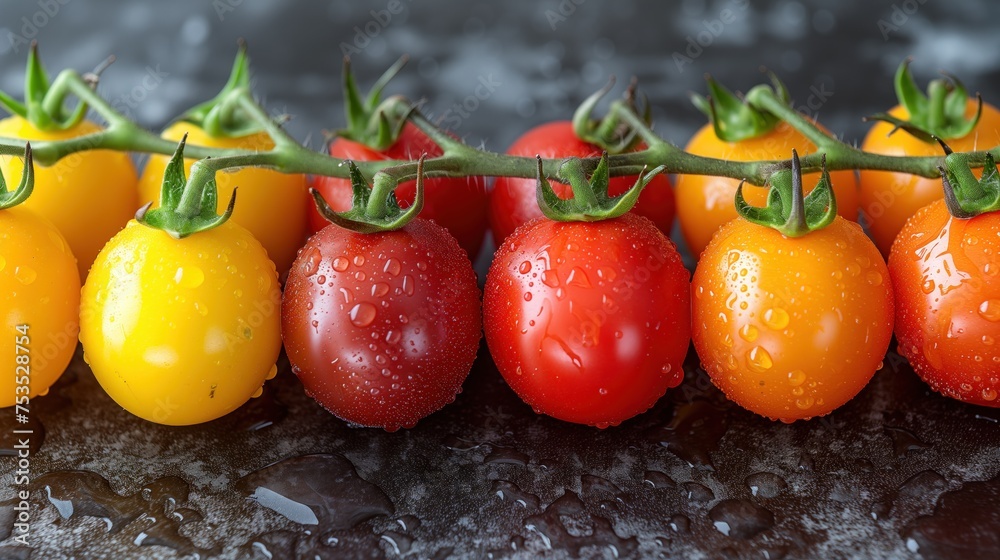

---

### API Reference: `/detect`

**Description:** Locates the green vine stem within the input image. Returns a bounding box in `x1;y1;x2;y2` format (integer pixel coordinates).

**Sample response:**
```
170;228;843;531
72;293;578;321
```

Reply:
2;55;1000;232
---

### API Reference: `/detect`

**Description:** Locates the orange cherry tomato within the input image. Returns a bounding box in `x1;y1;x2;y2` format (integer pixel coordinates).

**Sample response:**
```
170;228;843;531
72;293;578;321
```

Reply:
860;101;1000;257
692;217;893;422
676;121;859;258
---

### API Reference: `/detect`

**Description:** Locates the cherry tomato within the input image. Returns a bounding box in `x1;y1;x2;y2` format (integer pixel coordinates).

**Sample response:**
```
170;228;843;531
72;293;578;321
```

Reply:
308;124;488;259
483;213;690;428
80;220;282;425
488;121;675;244
860;101;1000;256
0;117;137;279
676;121;859;258
138;123;309;278
1;206;79;407
692;217;893;421
282;218;482;431
888;199;1000;406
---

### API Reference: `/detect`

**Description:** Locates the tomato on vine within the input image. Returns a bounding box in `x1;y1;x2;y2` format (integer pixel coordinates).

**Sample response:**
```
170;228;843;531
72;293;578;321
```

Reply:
888;152;1000;406
284;159;482;430
860;60;1000;257
676;76;859;257
0;45;137;279
80;140;282;425
692;152;893;422
484;156;689;427
0;146;80;408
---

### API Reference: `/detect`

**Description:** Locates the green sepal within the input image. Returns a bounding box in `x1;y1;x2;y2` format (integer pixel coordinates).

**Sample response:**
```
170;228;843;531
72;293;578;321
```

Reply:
178;40;262;138
865;60;982;142
136;135;237;238
535;153;666;222
335;56;411;151
735;150;837;237
0;144;35;210
310;157;424;233
0;42;88;131
939;151;1000;218
692;73;790;143
572;77;648;154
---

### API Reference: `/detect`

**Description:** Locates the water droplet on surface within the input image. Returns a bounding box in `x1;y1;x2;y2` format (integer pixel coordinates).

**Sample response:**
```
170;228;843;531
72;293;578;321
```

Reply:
787;370;806;387
402;275;415;296
383;258;401;276
708;499;775;539
349;303;377;327
763;308;789;330
747;346;773;372
921;279;936;294
541;269;560;288
566;267;591;288
978;299;1000;322
518;261;532;274
353;255;365;267
523;292;532;301
371;282;389;298
866;271;883;286
332;256;349;272
14;265;36;285
739;324;759;342
745;472;788;498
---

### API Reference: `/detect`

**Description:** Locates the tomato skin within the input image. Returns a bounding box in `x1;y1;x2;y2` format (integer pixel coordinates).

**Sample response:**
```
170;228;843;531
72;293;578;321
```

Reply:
888;200;1000;406
676;121;859;258
483;213;690;427
692;217;893;422
860;102;1000;257
282;218;482;431
0;117;138;280
308;123;488;259
0;206;79;407
488;121;676;244
138;123;309;278
79;220;283;425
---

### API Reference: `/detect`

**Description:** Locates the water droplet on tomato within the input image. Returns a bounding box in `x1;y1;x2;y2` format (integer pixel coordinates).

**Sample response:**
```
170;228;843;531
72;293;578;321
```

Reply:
371;282;389;298
787;370;806;387
747;346;773;372
349;303;377;327
921;279;936;294
983;335;995;346
795;396;815;410
300;248;323;276
416;261;427;271
983;388;998;402
251;386;264;398
866;271;883;286
331;256;349;272
597;267;617;282
315;275;326;286
518;261;532;274
523;292;532;301
194;302;208;316
385;330;400;344
402;275;415;296
598;388;608;396
266;364;278;380
353;255;365;266
978;299;1000;322
985;263;998;277
541;269;560;288
739;324;759;342
0;255;6;272
14;265;36;285
566;267;591;288
763;308;789;330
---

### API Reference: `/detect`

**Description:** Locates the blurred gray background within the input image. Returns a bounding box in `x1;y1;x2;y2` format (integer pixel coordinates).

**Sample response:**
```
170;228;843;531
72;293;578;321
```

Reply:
2;0;998;154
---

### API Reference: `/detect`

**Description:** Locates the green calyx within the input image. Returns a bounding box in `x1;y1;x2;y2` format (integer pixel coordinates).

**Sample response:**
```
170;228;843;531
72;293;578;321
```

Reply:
865;59;982;143
736;150;837;237
938;142;1000;218
572;77;650;154
536;153;665;222
178;40;262;138
692;72;790;143
0;144;35;210
336;55;412;151
311;156;425;233
136;135;236;238
0;42;88;131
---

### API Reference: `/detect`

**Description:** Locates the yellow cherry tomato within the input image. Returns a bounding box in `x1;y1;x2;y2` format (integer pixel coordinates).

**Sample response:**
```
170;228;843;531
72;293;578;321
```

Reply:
0;117;138;280
79;219;282;425
1;205;80;407
138;123;309;278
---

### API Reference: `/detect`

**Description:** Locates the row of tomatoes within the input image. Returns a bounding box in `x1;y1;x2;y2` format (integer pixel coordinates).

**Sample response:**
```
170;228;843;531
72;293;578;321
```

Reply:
3;92;999;429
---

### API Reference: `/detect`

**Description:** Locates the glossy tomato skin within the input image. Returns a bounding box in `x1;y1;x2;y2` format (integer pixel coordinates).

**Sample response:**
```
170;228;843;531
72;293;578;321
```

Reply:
80;220;283;425
282;218;482;431
860;102;1000;257
676;121;859;258
692;217;893;422
308;123;488;259
483;213;690;427
0;117;138;280
488;121;676;244
0;206;80;407
138;123;310;278
889;200;1000;406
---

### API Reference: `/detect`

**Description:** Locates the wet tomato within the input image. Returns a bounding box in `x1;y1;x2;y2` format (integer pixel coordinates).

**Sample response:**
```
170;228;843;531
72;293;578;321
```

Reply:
888;199;1000;406
483;213;690;428
308;124;488;259
692;217;893;421
676;121;859;258
282;219;482;431
488;121;675;244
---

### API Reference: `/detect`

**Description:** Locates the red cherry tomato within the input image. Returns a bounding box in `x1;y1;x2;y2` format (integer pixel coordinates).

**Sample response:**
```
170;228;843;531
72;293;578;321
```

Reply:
889;200;1000;406
282;218;482;430
483;213;690;428
488;121;676;244
308;124;488;259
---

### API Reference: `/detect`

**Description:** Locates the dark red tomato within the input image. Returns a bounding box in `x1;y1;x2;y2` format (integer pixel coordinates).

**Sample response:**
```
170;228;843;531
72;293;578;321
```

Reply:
282;218;482;430
889;199;1000;407
483;213;691;427
309;123;489;259
488;121;676;244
